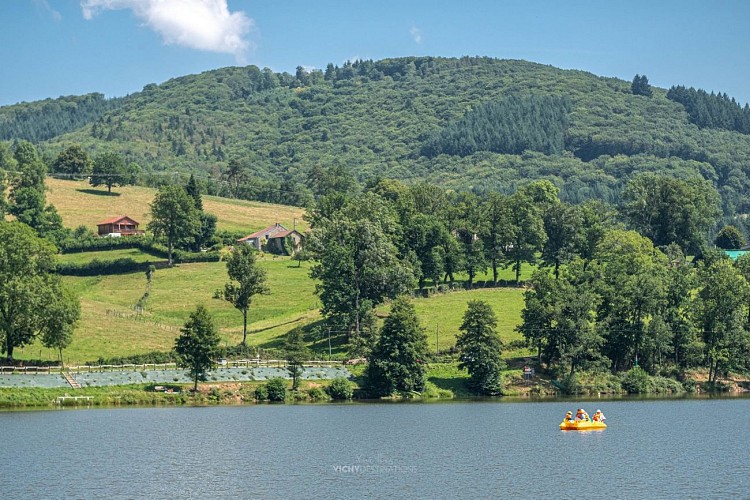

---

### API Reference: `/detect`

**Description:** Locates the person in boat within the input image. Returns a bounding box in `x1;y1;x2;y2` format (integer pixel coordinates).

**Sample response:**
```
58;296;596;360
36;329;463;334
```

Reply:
564;411;574;422
593;409;606;422
575;409;590;422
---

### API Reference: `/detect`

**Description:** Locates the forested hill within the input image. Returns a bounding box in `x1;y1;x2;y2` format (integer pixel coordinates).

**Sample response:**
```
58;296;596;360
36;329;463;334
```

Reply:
4;56;750;215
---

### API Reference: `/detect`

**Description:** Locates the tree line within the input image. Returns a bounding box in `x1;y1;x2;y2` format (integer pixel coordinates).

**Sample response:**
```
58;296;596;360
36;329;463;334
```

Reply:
667;85;750;134
305;173;724;356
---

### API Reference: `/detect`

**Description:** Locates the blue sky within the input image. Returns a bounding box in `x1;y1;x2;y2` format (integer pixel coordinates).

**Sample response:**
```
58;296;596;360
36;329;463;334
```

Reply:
1;0;749;107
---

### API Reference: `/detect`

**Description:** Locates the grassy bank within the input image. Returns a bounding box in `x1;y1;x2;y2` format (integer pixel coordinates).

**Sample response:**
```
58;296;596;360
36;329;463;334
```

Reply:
46;177;307;234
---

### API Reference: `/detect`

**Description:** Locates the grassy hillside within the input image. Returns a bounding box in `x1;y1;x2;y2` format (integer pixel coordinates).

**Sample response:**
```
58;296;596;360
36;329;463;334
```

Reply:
16;247;529;364
8;56;745;214
46;177;307;233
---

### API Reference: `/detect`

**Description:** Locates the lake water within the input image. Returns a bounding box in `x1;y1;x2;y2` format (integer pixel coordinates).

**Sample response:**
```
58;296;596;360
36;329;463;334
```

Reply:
1;397;748;499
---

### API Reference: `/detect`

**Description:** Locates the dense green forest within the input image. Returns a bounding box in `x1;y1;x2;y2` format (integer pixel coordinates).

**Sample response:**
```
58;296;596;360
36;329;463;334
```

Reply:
2;56;750;221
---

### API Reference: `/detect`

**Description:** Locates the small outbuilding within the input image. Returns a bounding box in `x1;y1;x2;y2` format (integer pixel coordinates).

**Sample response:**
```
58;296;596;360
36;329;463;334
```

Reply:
237;223;288;251
237;223;303;255
96;216;144;236
267;229;303;255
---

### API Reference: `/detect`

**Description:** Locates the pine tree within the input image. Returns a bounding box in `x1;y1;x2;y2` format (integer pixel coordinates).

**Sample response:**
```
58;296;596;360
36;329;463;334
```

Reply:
457;300;504;395
365;296;428;396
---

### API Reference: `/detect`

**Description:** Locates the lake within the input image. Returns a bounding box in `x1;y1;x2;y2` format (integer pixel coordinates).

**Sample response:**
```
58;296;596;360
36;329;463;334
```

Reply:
1;397;748;498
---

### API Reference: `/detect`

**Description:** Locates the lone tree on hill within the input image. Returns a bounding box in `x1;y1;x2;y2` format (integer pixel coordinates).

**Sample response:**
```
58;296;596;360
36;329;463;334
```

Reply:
175;304;221;391
222;244;269;345
631;74;653;97
148;185;200;265
365;296;428;396
456;300;505;395
89;152;128;193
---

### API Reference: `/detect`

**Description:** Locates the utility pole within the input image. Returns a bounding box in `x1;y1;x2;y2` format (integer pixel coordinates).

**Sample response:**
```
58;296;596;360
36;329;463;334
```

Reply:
436;325;439;356
328;328;332;362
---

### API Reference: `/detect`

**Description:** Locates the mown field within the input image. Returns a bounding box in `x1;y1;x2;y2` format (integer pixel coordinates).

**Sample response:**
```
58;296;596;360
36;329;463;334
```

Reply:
17;247;530;364
45;177;307;234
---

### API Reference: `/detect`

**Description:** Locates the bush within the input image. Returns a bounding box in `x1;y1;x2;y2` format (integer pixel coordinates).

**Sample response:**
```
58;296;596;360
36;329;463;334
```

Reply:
621;367;653;394
57;257;154;276
651;376;685;394
326;377;354;400
266;377;287;402
254;384;269;401
306;386;329;401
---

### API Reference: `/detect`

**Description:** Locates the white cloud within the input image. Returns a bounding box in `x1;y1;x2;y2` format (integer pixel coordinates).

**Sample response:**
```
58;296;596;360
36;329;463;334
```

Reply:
80;0;254;62
410;25;422;44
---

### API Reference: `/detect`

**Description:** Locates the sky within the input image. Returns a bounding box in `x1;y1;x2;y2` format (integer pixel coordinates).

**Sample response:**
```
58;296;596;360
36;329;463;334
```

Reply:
1;0;749;107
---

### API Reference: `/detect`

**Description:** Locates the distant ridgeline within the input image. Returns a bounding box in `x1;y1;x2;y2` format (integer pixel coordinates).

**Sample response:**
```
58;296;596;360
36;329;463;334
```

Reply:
0;93;122;142
1;56;750;216
667;86;750;135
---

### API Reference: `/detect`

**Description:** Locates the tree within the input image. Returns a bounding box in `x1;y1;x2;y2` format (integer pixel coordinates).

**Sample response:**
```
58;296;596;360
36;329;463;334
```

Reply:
53;145;91;178
148;185;200;265
0;222;79;360
506;191;547;284
693;258;750;382
631;74;653;97
542;202;583;279
41;287;81;365
714;225;746;249
621;174;720;255
365;296;428;396
90;152;128;193
285;327;309;391
175;304;221;391
185;173;203;210
456;300;504;395
593;229;668;371
481;193;511;283
308;192;415;336
222;244;269;345
8;141;62;237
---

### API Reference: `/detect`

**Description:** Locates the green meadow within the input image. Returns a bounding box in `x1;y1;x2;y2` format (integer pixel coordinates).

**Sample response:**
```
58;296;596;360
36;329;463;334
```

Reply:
18;249;530;364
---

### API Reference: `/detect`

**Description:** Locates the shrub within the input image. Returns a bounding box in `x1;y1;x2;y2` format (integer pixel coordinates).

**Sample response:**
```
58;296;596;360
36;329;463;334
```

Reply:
621;367;653;394
682;378;698;393
306;387;329;401
254;384;269;401
266;377;287;402
326;377;354;400
651;376;684;394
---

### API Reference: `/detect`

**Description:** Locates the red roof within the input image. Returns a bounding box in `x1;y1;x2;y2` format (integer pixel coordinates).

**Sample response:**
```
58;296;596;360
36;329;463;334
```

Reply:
97;215;139;226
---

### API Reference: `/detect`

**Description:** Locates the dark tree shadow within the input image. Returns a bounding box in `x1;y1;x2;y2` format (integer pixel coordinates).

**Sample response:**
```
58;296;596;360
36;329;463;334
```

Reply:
76;188;121;197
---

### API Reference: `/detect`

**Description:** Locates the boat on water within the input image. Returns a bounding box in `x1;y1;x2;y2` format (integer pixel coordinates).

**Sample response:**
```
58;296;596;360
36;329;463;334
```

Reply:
559;420;607;431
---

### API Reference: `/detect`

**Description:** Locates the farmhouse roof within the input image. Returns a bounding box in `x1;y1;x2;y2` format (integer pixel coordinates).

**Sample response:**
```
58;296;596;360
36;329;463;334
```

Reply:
268;229;300;239
238;223;287;241
97;215;139;226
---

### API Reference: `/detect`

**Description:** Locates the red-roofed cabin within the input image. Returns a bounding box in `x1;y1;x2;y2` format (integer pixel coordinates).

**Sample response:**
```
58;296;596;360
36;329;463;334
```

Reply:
96;216;144;237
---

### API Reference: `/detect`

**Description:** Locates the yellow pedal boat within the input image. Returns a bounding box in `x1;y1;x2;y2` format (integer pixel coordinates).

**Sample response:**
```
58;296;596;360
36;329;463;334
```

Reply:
559;420;607;431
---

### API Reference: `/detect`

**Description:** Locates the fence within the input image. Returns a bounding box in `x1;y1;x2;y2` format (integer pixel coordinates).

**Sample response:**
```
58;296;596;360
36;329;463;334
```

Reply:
0;359;346;374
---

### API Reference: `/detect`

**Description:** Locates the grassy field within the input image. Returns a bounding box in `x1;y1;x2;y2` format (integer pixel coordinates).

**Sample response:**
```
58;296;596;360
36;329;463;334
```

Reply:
57;247;164;264
45;177;307;234
18;254;321;364
18;249;530;364
381;287;527;356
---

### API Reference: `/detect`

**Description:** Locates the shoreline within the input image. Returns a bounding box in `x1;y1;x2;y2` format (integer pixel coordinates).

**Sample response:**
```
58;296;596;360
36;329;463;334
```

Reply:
2;379;748;411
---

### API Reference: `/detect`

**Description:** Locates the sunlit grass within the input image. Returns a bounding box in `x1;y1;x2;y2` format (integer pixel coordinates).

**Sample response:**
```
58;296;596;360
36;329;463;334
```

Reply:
46;177;307;234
